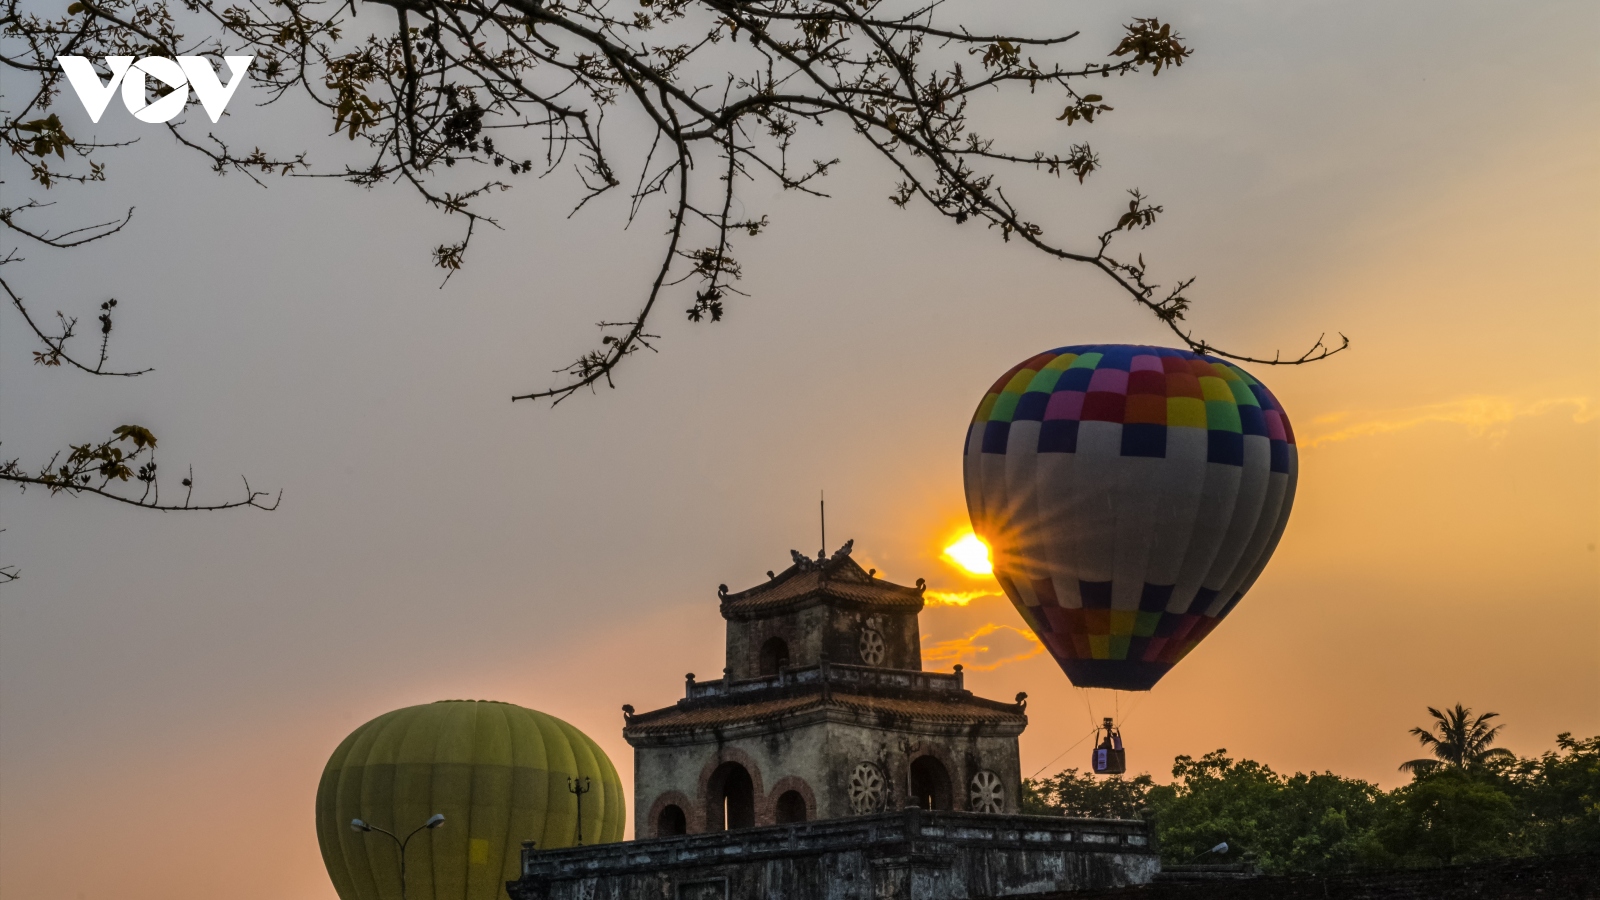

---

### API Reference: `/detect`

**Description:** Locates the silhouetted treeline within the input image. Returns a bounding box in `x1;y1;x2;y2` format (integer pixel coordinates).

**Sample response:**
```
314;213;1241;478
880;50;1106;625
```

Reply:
1022;727;1599;873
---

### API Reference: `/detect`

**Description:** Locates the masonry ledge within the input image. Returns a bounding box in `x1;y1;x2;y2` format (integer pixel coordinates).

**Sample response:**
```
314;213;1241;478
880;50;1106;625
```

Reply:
518;810;1155;879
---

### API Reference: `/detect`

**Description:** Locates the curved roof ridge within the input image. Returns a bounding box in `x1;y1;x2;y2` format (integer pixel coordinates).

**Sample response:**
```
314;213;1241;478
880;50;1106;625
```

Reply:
623;688;1027;737
718;542;925;618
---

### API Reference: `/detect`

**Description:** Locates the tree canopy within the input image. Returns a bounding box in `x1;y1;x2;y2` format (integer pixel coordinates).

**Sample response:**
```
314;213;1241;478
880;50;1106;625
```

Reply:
1400;704;1517;777
1023;709;1599;873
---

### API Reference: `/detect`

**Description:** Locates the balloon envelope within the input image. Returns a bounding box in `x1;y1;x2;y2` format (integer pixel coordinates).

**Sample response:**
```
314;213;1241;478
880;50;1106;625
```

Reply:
316;700;625;900
963;345;1297;691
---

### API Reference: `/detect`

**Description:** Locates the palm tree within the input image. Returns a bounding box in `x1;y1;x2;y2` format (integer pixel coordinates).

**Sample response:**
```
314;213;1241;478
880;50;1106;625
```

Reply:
1399;704;1516;776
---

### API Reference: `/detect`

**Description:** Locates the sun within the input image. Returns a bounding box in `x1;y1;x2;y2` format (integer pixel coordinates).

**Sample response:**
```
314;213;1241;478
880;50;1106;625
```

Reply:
942;533;993;576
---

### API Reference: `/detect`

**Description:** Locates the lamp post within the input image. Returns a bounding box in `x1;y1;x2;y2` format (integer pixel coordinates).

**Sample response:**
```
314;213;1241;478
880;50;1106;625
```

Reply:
568;777;591;846
350;813;445;900
1188;841;1229;864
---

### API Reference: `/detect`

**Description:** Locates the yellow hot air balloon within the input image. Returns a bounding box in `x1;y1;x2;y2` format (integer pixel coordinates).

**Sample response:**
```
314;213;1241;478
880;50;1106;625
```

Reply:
316;700;625;900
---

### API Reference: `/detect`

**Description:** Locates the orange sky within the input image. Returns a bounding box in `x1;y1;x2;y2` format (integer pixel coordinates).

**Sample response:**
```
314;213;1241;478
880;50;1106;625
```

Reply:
2;3;1596;899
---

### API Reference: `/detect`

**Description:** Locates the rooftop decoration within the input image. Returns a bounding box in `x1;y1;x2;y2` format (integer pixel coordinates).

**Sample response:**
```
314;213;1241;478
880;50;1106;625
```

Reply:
719;540;924;619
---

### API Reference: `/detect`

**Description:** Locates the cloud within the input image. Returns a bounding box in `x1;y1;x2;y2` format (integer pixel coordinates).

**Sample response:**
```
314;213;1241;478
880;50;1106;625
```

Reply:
922;623;1045;672
924;589;1004;607
1301;396;1595;448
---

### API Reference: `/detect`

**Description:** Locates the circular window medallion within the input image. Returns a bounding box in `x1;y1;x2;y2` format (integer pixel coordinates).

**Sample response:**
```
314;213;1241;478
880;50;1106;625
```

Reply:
858;629;886;666
970;769;1004;813
848;762;887;814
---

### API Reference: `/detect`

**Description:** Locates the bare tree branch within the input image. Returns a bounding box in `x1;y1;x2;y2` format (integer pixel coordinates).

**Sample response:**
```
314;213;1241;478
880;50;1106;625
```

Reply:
0;1;1345;575
6;1;1345;409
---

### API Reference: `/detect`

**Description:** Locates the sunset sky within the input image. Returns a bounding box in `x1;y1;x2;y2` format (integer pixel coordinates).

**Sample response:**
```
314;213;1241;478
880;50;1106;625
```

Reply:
2;2;1596;899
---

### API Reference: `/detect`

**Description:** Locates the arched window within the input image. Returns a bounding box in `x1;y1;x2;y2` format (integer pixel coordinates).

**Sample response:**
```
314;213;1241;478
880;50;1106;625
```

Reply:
656;803;687;837
706;762;756;830
758;636;790;676
774;790;807;824
909;756;953;811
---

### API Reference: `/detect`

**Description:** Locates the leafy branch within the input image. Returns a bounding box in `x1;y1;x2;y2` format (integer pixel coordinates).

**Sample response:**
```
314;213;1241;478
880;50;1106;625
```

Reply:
4;1;1346;414
0;426;279;511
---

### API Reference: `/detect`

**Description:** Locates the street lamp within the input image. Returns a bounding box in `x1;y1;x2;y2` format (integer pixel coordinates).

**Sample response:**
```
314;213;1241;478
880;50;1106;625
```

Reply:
350;814;446;900
1189;841;1229;863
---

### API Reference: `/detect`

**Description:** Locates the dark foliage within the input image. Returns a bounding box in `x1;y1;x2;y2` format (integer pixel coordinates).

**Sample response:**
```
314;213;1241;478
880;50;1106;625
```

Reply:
1380;768;1518;865
1144;750;1391;874
1021;767;1155;820
1023;707;1598;876
1501;733;1600;856
1400;704;1516;777
1033;851;1600;900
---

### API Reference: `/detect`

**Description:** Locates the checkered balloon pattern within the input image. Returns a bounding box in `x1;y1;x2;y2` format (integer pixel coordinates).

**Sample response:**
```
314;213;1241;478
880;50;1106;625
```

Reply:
963;345;1297;691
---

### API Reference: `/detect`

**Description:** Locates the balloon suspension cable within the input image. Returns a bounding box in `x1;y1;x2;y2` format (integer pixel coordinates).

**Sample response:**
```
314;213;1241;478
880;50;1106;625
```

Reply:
1077;686;1097;731
1029;724;1101;779
1079;687;1147;732
1116;691;1151;730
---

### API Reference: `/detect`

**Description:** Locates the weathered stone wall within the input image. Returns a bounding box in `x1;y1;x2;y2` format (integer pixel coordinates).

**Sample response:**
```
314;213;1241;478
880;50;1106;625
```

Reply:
806;718;1021;818
635;721;829;836
634;715;1021;836
823;606;922;670
725;606;830;679
510;809;1159;900
724;606;923;677
1044;852;1600;900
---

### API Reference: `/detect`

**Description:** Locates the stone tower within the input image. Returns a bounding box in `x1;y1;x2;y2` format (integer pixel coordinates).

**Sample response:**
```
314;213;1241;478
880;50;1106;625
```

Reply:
623;542;1028;839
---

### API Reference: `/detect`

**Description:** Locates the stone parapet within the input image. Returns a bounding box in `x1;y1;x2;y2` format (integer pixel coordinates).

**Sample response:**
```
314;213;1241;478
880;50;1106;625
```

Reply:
684;661;964;702
508;809;1158;900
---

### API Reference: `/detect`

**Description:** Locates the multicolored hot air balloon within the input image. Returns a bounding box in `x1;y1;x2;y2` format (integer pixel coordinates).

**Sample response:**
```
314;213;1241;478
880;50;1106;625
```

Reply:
963;344;1297;692
316;700;624;900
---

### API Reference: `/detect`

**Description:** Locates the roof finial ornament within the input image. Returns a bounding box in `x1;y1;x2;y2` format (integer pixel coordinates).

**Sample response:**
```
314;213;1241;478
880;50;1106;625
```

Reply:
916;577;926;591
829;539;854;562
718;584;728;598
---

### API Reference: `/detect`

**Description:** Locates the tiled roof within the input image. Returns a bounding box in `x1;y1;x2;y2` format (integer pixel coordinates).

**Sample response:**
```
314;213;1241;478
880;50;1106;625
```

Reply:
720;542;924;618
625;689;1026;737
628;695;815;732
831;692;1027;725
